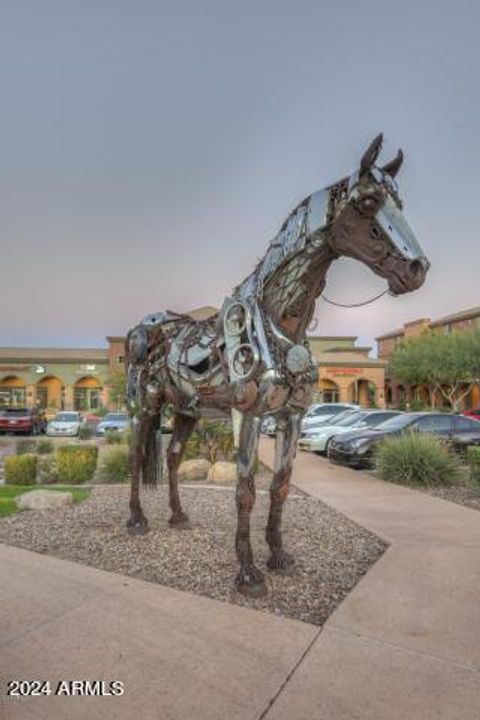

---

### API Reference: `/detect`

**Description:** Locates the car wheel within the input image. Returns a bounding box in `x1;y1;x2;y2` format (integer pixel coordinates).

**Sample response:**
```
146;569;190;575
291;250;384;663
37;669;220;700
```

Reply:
323;437;333;455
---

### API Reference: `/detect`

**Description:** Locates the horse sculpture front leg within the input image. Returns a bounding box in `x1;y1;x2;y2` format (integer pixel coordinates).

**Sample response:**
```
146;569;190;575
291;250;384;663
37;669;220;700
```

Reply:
235;414;266;597
266;412;301;570
167;413;196;527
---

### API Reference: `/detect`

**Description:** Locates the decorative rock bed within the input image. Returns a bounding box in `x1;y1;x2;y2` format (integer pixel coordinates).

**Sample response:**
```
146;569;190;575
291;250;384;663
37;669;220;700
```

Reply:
0;484;386;626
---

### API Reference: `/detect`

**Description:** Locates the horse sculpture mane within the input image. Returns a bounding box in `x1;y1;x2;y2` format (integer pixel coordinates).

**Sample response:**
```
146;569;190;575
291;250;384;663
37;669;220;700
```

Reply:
126;134;429;597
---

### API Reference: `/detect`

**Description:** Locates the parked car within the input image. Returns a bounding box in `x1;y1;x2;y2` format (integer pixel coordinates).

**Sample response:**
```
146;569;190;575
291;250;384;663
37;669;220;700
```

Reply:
261;415;277;436
299;410;401;454
0;407;47;435
301;403;359;432
328;411;480;469
96;413;129;436
46;411;85;437
463;408;480;421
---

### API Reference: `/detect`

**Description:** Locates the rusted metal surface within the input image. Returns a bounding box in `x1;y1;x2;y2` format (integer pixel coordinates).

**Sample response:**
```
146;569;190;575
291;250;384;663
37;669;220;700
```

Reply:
126;135;430;596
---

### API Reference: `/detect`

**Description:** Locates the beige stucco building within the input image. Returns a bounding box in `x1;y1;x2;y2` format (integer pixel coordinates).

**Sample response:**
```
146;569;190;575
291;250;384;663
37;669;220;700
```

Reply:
376;304;480;409
309;336;386;408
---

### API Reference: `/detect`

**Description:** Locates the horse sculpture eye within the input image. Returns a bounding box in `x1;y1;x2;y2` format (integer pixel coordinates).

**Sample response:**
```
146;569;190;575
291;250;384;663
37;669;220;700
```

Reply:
358;195;381;215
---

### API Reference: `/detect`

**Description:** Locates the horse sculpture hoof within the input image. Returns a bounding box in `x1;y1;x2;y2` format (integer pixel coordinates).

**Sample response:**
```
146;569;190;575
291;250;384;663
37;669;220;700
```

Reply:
267;551;295;572
127;518;149;536
169;512;191;529
235;566;268;598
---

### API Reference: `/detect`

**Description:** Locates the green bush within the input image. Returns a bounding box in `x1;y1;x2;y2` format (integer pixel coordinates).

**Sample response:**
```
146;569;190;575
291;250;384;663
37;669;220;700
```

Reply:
104;429;124;444
56;445;98;484
5;455;38;485
375;432;462;488
36;455;58;484
467;446;480;484
15;440;37;455
36;438;54;454
183;420;235;463
98;446;130;483
78;425;93;440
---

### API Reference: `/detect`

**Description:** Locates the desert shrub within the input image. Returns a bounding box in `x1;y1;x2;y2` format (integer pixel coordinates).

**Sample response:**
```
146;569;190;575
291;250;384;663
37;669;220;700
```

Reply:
104;429;124;444
467;446;480;484
183;420;235;463
98;446;130;483
375;432;462;488
36;455;58;484
36;438;54;454
78;425;93;440
56;445;98;484
15;440;37;455
5;454;37;485
123;427;132;447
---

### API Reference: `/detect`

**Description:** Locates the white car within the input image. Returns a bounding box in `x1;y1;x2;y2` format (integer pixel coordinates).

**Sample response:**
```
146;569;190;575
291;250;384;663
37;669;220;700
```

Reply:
301;403;359;432
47;411;85;437
299;410;401;454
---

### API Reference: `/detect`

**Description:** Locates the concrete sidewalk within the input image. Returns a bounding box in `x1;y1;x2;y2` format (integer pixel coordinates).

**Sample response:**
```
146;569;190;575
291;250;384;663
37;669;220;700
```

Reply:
0;543;317;720
1;443;479;720
259;438;480;719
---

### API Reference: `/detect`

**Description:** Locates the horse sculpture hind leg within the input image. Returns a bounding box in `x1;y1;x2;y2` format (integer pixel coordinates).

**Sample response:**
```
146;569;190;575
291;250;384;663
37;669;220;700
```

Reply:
235;414;266;597
266;412;302;570
167;413;197;527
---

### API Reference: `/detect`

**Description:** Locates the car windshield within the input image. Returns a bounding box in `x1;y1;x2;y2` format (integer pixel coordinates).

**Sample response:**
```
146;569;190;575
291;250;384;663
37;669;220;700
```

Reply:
333;411;368;427
55;413;79;422
374;414;415;431
305;406;333;417
105;414;127;421
4;408;30;416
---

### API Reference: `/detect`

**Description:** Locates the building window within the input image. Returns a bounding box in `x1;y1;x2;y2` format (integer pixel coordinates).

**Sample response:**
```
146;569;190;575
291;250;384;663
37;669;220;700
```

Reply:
0;387;26;407
443;324;452;334
117;356;125;365
74;388;101;411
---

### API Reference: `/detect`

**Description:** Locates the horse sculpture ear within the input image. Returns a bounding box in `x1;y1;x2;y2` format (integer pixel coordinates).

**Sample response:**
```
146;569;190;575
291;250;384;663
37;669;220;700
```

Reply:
360;133;383;175
382;148;404;178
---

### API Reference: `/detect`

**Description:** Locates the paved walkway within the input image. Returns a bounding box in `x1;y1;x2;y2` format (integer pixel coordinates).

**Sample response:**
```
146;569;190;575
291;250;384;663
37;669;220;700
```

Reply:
260;438;480;719
1;440;479;719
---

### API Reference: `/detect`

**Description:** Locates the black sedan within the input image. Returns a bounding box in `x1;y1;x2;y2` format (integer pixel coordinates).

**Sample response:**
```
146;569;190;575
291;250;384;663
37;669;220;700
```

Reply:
327;411;480;469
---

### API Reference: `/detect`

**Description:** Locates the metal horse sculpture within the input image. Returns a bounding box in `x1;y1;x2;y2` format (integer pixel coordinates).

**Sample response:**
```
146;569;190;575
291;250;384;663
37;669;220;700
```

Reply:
126;134;429;597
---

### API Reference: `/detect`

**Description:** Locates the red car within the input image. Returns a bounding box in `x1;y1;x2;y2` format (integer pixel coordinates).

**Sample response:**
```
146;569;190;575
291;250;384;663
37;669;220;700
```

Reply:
0;407;47;435
463;408;480;421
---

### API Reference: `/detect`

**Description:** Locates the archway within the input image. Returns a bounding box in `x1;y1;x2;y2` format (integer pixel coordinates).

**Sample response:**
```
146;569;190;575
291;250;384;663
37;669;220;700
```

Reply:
385;384;393;406
74;376;102;411
411;384;430;409
36;376;64;410
349;378;378;407
0;376;26;407
319;379;340;403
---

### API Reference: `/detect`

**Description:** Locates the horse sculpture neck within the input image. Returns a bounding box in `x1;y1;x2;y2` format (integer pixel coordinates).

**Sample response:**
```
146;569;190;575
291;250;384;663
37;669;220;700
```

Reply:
234;188;336;342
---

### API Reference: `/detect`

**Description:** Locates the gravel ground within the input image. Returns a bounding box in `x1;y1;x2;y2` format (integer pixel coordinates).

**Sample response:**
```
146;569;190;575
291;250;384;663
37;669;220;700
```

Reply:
0;484;386;626
423;484;480;511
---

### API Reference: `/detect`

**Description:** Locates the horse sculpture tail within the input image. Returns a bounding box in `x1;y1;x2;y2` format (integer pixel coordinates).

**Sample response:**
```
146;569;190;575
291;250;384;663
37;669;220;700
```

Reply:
142;416;161;488
125;328;162;489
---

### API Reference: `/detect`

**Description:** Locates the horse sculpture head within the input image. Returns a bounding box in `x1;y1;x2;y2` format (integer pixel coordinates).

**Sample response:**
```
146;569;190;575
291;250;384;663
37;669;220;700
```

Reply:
325;133;429;295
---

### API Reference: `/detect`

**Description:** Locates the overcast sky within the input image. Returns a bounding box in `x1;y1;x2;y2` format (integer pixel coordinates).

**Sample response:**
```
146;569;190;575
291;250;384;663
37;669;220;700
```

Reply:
1;0;479;353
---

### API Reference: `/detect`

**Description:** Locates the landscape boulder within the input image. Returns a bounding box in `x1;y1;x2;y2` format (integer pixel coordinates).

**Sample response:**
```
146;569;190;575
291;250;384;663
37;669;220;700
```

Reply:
207;461;238;484
15;489;73;511
177;458;211;483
